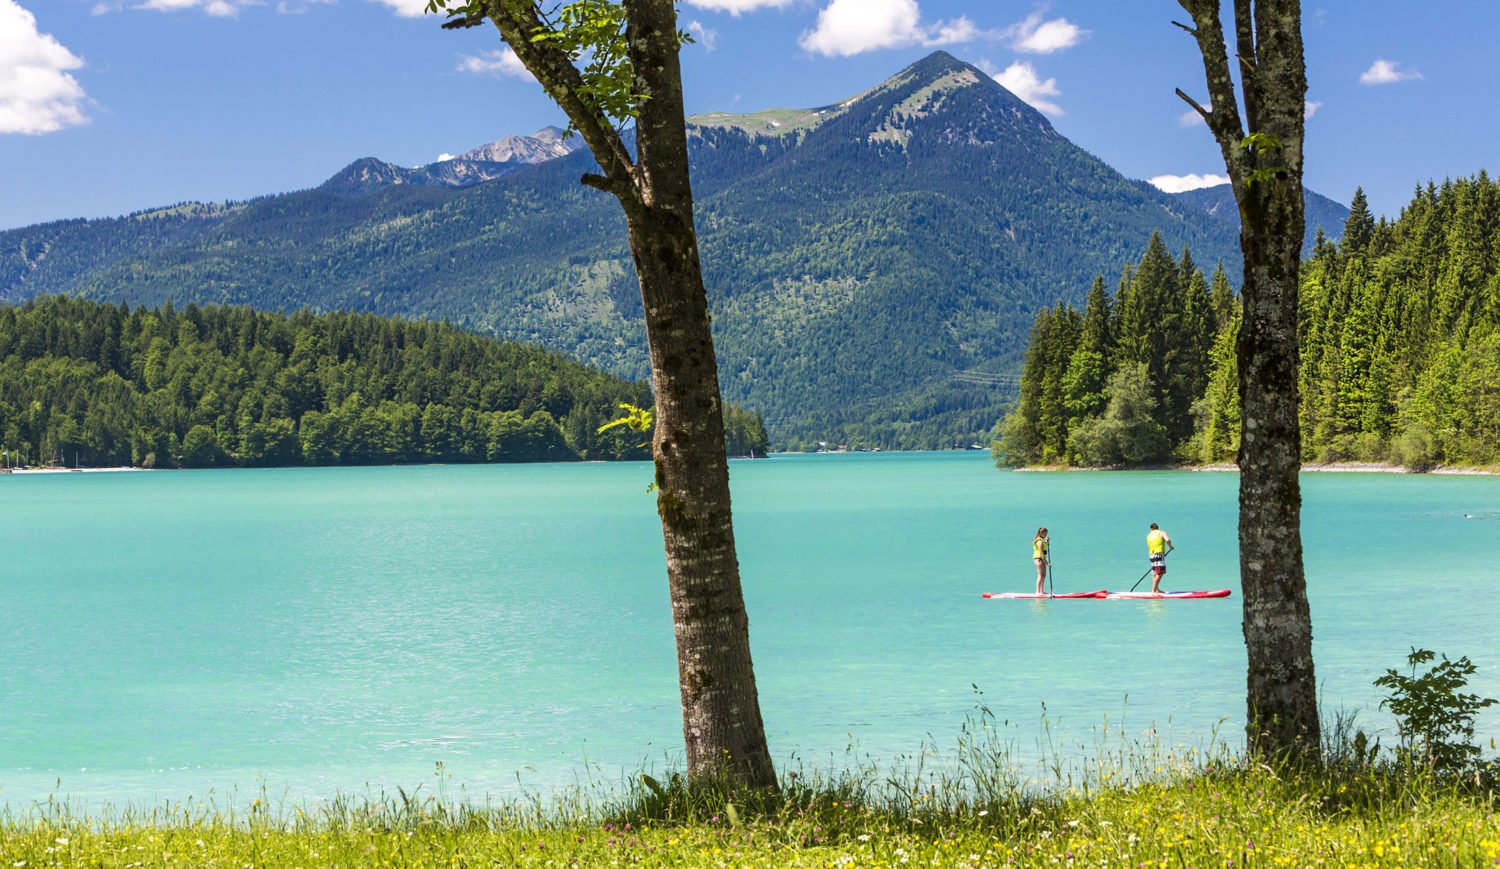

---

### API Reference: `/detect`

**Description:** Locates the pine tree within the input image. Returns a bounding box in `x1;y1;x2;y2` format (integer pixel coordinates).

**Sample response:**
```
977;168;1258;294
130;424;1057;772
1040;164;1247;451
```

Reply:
1342;186;1375;255
1209;262;1237;331
1195;308;1241;463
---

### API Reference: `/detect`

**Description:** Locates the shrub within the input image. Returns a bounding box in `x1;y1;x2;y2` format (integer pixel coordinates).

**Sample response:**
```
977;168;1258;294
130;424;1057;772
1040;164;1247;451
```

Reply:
1374;647;1497;771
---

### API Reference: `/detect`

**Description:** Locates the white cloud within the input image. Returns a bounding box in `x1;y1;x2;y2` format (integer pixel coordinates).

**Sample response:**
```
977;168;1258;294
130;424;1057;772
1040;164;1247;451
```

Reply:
924;16;981;46
686;19;719;52
1304;99;1322;119
1178;105;1206;127
457;48;535;81
368;0;428;17
97;0;325;15
684;0;793;13
135;0;256;15
988;61;1062;116
1360;58;1421;85
0;0;90;135
1005;12;1085;54
801;0;919;56
799;0;982;56
436;152;455;162
1149;173;1229;193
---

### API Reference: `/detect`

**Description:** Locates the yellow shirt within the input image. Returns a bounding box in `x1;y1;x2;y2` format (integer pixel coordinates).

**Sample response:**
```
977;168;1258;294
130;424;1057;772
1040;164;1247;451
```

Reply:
1147;529;1169;555
1033;537;1049;560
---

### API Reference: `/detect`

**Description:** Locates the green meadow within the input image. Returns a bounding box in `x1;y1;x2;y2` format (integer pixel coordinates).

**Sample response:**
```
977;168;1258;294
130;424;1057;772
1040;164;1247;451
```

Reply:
6;717;1497;867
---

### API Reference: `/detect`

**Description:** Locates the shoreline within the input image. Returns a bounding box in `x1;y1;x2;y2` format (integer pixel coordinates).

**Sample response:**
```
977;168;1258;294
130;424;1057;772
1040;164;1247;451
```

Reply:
3;466;149;474
1014;461;1496;475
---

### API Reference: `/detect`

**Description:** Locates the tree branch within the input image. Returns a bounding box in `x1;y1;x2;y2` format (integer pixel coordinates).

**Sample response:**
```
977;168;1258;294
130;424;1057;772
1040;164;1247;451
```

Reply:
1176;0;1249;183
1175;88;1212;125
483;1;639;202
620;0;694;211
1234;0;1260;127
581;173;629;195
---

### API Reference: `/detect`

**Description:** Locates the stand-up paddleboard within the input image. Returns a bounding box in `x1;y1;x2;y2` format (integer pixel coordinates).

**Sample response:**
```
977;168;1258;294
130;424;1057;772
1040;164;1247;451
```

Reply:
982;589;1108;599
1104;589;1232;600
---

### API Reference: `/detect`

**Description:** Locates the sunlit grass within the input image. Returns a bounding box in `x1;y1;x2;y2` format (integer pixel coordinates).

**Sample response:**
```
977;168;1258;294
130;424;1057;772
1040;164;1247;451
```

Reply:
4;712;1496;866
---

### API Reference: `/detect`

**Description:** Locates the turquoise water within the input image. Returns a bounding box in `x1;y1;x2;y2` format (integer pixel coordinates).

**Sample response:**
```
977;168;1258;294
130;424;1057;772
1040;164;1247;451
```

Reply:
2;453;1497;809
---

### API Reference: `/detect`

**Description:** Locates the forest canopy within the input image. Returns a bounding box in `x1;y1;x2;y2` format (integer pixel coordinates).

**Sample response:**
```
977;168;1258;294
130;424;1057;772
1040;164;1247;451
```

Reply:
996;176;1500;470
0;297;769;469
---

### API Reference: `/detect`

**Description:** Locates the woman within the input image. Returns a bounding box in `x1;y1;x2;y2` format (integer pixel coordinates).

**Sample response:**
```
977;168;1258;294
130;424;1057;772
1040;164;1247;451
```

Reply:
1032;527;1051;596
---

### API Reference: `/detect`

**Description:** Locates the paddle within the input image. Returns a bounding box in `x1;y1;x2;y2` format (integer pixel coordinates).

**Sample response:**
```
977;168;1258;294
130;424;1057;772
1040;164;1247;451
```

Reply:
1047;545;1055;597
1129;549;1169;593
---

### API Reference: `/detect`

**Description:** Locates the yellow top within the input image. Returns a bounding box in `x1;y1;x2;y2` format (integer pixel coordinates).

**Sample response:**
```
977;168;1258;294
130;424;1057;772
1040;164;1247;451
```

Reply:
1033;537;1049;560
1147;529;1169;555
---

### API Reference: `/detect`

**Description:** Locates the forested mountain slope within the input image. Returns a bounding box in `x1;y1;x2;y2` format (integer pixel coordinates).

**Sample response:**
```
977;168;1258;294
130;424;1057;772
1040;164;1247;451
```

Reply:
0;52;1344;449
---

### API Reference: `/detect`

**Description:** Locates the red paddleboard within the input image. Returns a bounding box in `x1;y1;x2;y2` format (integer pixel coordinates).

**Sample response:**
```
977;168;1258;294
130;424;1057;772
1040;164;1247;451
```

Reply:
1104;589;1232;600
982;589;1108;599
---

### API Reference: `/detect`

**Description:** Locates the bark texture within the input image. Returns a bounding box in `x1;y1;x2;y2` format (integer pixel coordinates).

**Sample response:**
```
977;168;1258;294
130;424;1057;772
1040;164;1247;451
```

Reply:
1176;0;1320;759
480;0;776;788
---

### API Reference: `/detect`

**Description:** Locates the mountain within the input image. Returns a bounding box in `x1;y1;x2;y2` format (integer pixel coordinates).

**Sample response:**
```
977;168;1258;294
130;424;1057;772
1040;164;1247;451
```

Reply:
457;125;584;164
318;127;586;193
1166;183;1349;251
0;52;1344;449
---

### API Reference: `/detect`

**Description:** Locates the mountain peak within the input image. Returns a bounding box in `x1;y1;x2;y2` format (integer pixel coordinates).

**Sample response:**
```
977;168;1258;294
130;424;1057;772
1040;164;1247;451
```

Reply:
903;49;970;78
457;127;583;164
689;51;1051;145
320;157;410;193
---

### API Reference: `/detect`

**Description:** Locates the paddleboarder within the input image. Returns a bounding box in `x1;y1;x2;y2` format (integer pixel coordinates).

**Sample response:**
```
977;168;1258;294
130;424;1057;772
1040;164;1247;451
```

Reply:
1033;527;1051;596
1147;523;1174;594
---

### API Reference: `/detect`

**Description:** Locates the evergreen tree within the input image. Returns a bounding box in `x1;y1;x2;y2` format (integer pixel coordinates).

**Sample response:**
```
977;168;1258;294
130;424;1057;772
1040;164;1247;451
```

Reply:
0;296;767;468
1209;262;1237;331
1342;186;1375;255
1194;308;1241;463
1067;362;1170;465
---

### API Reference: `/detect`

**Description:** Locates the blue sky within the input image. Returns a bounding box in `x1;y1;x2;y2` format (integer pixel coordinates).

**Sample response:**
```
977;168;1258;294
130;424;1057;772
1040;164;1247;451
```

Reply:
1;0;1492;231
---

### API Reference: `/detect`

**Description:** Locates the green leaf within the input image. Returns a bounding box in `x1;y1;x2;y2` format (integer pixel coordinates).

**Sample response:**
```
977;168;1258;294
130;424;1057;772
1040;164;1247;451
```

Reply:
1239;131;1283;154
596;402;654;435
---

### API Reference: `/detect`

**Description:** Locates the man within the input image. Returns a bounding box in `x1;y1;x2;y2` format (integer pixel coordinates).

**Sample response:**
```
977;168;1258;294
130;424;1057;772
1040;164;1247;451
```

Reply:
1147;522;1174;594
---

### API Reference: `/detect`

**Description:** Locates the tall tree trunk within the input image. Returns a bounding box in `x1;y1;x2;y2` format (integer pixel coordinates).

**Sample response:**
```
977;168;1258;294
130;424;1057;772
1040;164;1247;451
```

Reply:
459;0;777;788
628;205;776;785
1237;174;1319;757
1176;0;1320;759
624;0;776;788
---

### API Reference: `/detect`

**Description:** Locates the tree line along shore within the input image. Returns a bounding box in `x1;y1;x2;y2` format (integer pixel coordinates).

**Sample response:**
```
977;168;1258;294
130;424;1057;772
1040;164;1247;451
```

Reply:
997;177;1500;471
0;296;769;469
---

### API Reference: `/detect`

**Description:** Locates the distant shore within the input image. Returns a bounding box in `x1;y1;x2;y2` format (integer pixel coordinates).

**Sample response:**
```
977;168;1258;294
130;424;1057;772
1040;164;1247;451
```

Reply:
3;466;149;475
1014;461;1496;475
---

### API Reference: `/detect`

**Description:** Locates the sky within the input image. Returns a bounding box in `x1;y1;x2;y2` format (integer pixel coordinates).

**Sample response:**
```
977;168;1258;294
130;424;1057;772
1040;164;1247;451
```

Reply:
1;0;1494;231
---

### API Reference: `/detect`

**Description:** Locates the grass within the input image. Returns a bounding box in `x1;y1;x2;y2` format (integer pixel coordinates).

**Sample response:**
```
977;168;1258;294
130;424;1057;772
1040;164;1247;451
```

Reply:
4;715;1498;867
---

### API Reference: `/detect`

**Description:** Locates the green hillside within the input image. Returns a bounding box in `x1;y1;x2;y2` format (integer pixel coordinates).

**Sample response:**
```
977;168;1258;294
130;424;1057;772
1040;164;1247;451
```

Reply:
0;296;769;468
998;178;1500;470
0;52;1343;449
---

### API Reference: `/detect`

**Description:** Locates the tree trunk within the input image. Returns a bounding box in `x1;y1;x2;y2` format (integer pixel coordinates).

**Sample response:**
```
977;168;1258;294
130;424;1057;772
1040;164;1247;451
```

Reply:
462;0;776;788
625;206;776;786
1237;184;1320;757
1177;0;1320;759
620;0;776;786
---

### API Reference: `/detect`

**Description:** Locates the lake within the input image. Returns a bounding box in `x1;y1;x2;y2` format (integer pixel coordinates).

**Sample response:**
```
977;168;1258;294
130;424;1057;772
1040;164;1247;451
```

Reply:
2;452;1496;810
